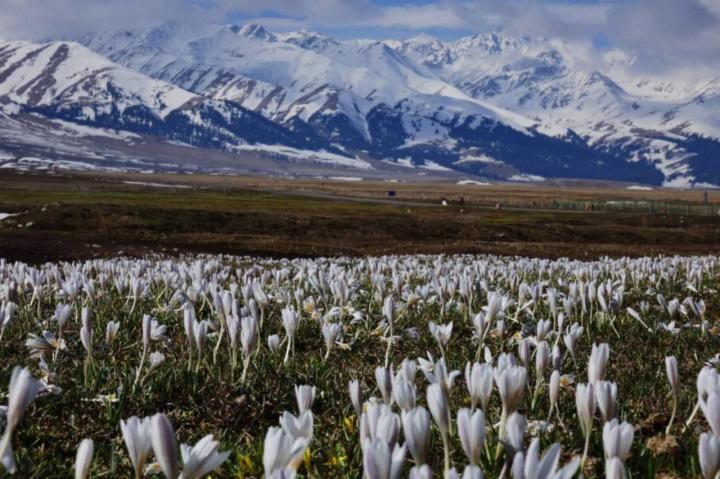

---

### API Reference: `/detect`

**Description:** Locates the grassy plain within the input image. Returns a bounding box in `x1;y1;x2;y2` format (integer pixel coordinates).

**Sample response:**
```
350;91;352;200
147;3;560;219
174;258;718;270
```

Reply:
0;171;718;263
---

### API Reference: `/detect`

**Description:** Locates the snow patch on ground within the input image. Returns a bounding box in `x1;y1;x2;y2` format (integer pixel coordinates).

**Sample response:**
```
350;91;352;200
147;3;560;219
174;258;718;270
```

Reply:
0;213;19;221
0;157;99;171
236;144;372;170
457;179;491;186
327;176;363;182
420;160;452;172
164;140;198;148
382;158;415;168
663;176;693;188
122;181;192;189
626;185;654;191
693;182;720;189
48;119;142;141
454;154;503;165
0;157;124;173
509;174;546;182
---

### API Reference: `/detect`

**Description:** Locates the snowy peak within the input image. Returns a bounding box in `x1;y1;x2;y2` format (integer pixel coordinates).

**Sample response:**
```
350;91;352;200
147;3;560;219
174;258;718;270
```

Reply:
75;23;535;133
6;22;714;186
280;30;339;51
0;40;198;116
0;37;351;170
232;24;277;42
452;32;538;55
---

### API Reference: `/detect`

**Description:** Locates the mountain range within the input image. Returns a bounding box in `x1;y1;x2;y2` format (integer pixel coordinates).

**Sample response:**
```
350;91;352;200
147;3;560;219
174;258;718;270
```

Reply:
0;22;717;185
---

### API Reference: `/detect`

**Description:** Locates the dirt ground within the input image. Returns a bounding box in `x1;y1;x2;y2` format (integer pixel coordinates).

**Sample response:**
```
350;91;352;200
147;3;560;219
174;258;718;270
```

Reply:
0;170;718;263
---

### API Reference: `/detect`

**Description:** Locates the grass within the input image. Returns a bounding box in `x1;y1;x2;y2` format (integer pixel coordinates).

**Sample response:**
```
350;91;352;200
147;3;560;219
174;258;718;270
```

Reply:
0;254;719;477
0;171;719;263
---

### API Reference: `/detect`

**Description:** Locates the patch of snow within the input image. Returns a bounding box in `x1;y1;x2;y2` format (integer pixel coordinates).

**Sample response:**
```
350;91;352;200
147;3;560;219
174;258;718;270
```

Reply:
0;213;18;221
327;176;363;182
455;154;503;165
626;185;654;191
0;156;125;173
509;174;546;183
48;119;142;141
236;144;372;170
693;182;720;189
419;160;452;172
1;157;91;171
122;181;192;189
662;176;693;188
164;139;198;148
382;158;415;168
457;179;491;186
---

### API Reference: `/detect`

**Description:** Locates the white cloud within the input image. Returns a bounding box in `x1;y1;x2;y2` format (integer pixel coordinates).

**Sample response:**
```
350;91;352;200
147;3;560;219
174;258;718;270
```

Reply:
370;4;468;30
0;0;717;74
0;0;223;40
603;0;720;71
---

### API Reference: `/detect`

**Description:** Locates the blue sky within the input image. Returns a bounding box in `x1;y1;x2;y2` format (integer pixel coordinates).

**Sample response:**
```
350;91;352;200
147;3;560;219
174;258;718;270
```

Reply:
1;0;718;71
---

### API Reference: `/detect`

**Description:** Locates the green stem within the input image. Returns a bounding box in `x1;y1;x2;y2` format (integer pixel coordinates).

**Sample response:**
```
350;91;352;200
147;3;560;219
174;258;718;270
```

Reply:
580;429;591;471
0;429;13;469
441;430;450;479
682;400;700;434
495;407;508;464
666;394;677;435
241;356;251;383
132;350;146;391
284;337;293;364
212;327;224;365
384;324;393;368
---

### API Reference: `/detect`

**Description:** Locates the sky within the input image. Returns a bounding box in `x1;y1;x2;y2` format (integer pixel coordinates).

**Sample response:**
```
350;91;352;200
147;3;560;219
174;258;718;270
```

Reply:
0;0;718;74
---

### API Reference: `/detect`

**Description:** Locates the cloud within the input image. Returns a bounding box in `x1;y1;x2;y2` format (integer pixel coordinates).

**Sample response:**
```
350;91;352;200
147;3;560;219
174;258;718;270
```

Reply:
369;3;468;30
0;0;717;75
383;0;720;73
604;0;720;71
0;0;224;40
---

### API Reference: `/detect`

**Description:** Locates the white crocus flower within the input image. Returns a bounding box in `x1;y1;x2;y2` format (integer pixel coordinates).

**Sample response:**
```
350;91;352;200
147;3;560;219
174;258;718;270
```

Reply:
457;408;485;465
295;385;316;413
402;407;430;465
150;413;179;479
121;416;152;479
263;427;309;477
74;438;94;479
179;434;230;479
0;367;40;474
575;383;596;467
588;343;609;385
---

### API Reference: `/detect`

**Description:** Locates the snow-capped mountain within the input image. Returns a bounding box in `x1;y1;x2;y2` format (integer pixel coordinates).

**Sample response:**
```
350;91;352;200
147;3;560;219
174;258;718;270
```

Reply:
3;23;717;185
0;39;385;174
391;32;720;186
76;22;664;184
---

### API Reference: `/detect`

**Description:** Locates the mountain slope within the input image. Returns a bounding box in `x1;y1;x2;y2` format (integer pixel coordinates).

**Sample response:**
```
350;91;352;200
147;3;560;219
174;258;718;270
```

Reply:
0;39;382;173
76;23;667;184
391;32;720;186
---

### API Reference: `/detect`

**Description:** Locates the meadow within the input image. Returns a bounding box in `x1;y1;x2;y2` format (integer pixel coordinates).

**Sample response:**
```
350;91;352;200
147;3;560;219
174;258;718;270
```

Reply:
0;253;719;478
0;171;718;263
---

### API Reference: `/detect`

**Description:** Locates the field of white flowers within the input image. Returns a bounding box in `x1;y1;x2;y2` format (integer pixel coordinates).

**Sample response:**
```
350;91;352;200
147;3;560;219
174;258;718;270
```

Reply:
0;254;719;478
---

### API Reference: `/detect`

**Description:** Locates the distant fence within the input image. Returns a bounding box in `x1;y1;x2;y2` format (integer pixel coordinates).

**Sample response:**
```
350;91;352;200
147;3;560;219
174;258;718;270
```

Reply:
492;199;720;216
547;200;720;216
436;195;720;216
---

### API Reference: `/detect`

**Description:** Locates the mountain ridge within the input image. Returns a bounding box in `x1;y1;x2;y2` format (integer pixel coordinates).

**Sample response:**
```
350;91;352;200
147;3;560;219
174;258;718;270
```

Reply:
0;23;716;186
74;23;719;186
